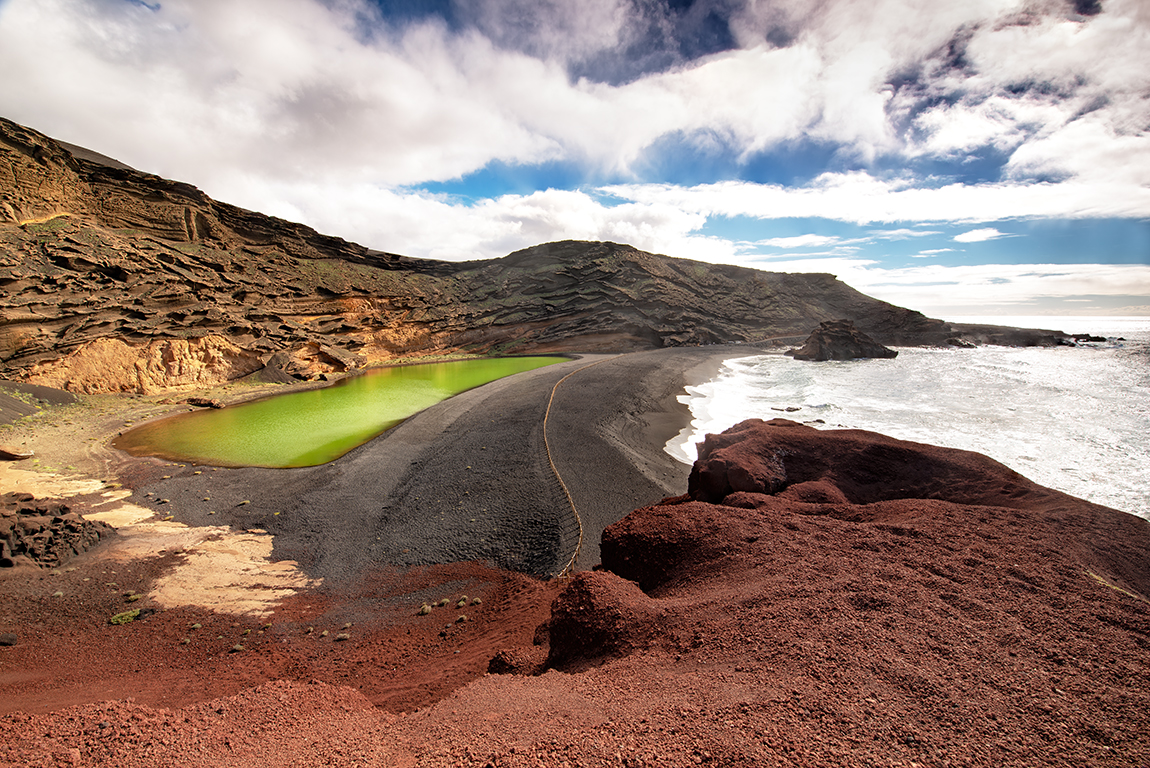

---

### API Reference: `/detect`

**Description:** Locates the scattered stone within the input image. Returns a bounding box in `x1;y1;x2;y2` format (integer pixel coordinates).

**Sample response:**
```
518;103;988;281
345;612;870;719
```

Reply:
229;644;244;653
0;445;34;461
418;604;432;616
335;633;351;641
0;633;17;646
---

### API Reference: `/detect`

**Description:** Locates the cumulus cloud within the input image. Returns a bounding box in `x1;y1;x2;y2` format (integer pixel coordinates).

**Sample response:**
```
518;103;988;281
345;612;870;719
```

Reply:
3;0;1148;199
1;0;1147;313
233;179;735;263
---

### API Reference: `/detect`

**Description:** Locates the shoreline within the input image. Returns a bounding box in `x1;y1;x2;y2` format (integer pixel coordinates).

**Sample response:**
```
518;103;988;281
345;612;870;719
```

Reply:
2;345;750;581
123;345;751;581
0;344;748;716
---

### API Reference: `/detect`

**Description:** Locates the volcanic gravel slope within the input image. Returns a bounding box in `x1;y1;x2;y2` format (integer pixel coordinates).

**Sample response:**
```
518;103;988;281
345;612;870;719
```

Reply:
3;418;1148;767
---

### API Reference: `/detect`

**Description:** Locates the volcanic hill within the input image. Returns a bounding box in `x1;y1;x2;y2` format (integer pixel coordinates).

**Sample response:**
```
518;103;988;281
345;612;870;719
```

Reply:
0;116;1048;395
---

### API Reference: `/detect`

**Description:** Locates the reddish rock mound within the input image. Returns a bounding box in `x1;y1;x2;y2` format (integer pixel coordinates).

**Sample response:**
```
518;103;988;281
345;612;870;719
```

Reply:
541;419;1150;764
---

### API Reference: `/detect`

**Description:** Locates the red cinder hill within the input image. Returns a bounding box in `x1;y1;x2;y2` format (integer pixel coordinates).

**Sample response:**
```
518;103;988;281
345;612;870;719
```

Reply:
4;419;1146;766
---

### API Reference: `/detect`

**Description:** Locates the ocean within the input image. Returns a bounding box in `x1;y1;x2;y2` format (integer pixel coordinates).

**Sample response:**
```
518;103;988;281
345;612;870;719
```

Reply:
667;316;1150;520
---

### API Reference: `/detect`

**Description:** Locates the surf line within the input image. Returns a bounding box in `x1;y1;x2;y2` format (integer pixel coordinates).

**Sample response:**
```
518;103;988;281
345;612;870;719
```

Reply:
543;354;622;579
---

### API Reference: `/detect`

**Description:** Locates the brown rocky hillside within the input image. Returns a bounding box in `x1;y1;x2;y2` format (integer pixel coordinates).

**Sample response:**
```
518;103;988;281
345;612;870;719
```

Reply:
1;116;1052;394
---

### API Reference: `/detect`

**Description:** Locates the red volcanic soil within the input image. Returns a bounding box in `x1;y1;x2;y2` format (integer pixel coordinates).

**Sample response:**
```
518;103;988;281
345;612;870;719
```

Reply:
3;419;1150;767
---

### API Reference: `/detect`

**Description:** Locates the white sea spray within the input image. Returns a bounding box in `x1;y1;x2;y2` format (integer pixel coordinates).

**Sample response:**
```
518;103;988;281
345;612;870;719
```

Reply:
668;317;1150;519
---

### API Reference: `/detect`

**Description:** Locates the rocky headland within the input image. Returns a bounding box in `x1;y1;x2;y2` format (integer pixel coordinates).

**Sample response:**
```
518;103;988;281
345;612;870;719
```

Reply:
2;116;1067;396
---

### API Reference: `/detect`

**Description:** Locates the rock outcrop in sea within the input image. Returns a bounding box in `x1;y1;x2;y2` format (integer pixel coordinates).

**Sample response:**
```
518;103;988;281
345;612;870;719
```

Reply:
788;318;899;361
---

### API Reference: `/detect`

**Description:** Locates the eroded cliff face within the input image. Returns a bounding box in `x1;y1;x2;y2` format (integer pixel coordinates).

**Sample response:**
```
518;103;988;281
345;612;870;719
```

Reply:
0;116;1050;394
22;336;264;395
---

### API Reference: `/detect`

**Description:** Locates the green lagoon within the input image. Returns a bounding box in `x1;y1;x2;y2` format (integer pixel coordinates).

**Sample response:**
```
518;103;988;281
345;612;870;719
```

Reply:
114;356;562;468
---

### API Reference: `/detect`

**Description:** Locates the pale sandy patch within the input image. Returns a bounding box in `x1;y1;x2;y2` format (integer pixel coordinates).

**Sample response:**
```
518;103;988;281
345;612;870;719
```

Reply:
147;529;317;617
94;514;318;618
0;463;107;497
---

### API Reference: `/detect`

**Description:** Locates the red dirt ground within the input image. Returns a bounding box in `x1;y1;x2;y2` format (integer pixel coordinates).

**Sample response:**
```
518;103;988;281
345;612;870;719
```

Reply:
2;419;1149;767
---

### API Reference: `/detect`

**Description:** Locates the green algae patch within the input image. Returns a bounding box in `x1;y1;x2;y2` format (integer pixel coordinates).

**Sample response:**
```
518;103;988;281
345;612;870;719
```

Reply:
113;356;562;468
109;609;141;625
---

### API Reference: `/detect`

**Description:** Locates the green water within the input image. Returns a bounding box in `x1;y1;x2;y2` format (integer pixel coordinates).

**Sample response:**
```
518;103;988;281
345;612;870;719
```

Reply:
114;356;562;468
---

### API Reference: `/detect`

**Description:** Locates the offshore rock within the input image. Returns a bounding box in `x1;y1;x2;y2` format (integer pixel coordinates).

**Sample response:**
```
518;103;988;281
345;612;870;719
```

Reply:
789;318;898;361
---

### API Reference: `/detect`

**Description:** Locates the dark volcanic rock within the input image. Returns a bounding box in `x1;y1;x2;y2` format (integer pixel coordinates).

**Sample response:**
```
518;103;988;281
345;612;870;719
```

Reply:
788;318;898;361
0;493;115;567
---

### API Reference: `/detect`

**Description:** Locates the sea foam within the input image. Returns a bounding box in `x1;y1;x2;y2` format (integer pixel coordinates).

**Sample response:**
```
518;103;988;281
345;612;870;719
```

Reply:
668;316;1150;520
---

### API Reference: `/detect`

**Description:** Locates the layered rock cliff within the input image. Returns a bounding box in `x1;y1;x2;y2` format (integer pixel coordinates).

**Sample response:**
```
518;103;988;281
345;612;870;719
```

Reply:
0;116;1060;393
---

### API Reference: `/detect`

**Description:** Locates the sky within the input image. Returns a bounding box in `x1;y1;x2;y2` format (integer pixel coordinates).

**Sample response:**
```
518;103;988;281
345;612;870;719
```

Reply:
1;0;1148;316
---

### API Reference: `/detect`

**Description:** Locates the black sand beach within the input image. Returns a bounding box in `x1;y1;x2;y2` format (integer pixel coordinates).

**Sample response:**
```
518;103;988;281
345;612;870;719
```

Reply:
124;346;748;582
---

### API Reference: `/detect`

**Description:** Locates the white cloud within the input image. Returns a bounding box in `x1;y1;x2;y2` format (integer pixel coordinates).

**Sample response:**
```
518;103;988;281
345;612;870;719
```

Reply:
228;179;735;264
738;257;1150;315
1;0;1147;211
869;228;941;240
954;228;1007;243
757;234;841;248
603;172;1150;224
